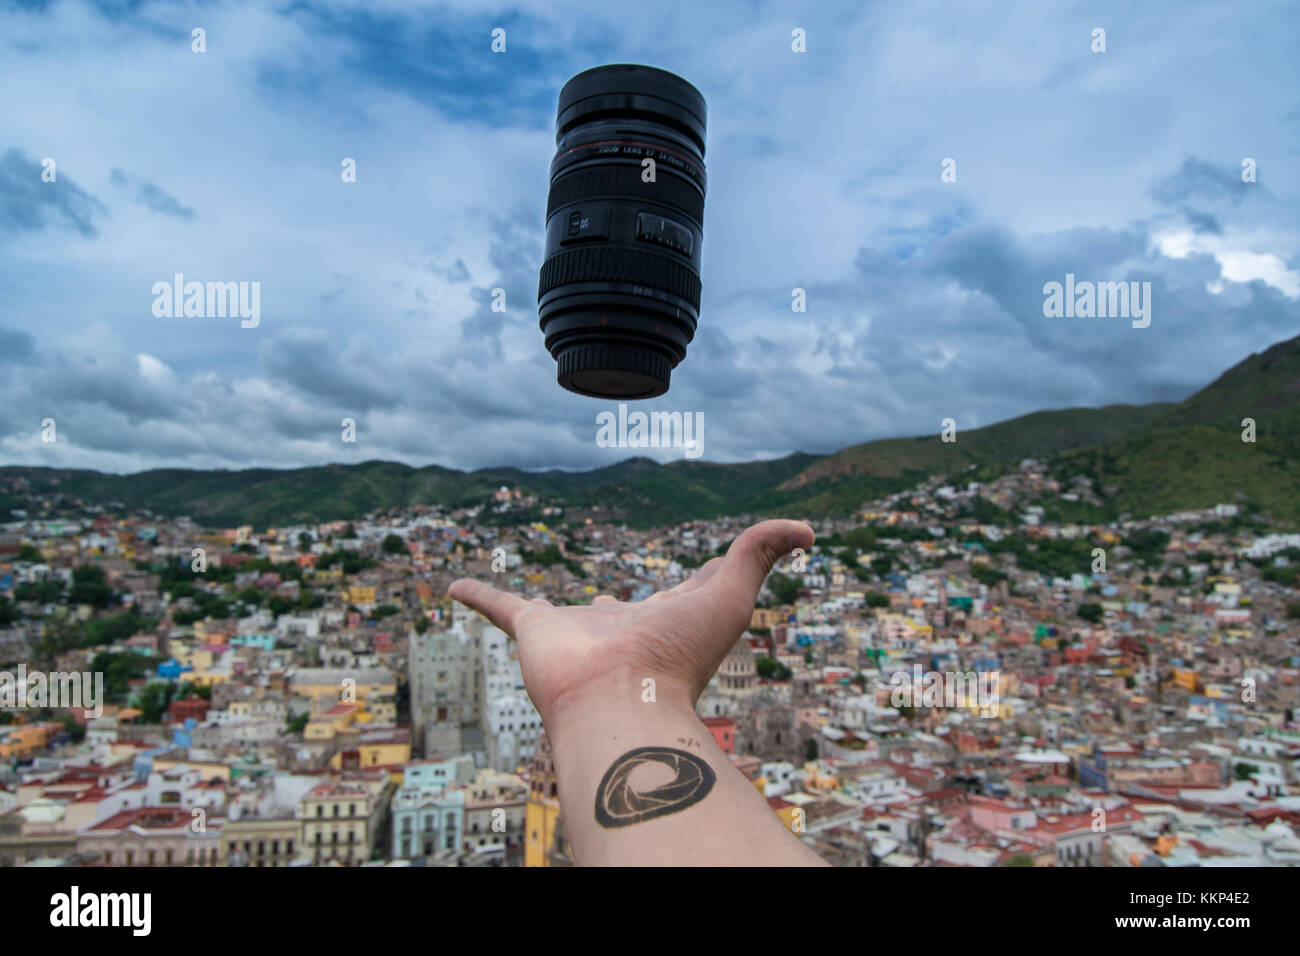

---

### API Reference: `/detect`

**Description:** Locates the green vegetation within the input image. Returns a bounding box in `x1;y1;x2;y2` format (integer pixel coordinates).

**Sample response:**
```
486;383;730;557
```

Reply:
89;650;153;700
13;578;64;603
1078;603;1104;624
970;564;1007;588
80;610;158;648
285;713;310;734
756;656;792;680
0;597;20;626
985;534;1096;580
317;550;378;575
520;545;584;577
765;571;800;605
1;334;1297;527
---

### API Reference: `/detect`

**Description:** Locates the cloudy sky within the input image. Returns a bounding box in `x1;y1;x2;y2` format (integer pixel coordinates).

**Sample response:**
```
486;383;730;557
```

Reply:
2;0;1298;475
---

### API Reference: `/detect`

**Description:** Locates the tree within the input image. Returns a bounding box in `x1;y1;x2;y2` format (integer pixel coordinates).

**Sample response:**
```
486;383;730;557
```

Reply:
14;579;63;604
179;682;212;701
89;650;152;700
1233;762;1259;781
865;592;890;608
285;713;310;735
69;566;115;608
298;532;313;553
1077;603;1104;624
57;713;86;743
765;571;800;606
756;656;792;680
413;616;430;635
804;738;819;761
267;596;294;618
17;544;42;563
80;610;158;649
136;682;176;723
382;534;407;555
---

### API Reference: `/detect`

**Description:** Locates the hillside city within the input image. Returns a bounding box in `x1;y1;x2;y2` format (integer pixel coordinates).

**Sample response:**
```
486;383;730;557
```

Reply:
1;457;1299;868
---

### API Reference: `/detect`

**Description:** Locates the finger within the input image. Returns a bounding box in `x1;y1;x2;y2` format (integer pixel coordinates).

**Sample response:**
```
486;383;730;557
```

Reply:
592;594;618;605
447;578;533;637
716;519;814;602
674;556;725;593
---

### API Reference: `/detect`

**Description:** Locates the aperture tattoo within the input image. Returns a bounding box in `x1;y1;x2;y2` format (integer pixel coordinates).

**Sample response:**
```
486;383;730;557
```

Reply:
594;746;716;828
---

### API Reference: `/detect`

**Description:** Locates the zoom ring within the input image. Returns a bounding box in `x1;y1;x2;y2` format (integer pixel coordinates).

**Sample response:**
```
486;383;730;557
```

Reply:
546;165;705;225
538;246;702;309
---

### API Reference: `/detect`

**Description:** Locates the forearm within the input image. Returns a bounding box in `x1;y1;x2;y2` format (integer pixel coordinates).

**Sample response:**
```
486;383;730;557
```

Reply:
545;669;829;866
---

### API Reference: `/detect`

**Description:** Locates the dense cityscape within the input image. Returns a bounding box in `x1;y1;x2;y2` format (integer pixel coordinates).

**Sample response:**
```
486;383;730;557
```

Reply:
2;456;1298;868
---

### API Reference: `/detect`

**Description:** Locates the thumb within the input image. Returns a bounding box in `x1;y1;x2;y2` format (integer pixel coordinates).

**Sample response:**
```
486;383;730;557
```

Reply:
716;519;814;604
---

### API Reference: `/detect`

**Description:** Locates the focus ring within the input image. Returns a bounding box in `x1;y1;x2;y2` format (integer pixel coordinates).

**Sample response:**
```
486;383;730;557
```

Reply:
538;246;702;309
546;165;705;225
556;343;673;383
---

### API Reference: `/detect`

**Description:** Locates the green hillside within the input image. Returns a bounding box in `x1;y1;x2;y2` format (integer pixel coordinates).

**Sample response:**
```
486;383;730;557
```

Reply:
780;403;1176;487
3;333;1297;529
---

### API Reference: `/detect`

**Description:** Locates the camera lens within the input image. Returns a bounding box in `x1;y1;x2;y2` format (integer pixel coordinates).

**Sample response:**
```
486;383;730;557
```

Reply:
538;64;707;399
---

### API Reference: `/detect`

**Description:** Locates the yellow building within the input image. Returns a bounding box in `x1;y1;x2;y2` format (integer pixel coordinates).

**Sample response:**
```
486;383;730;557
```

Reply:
289;669;397;707
525;735;571;867
327;732;411;772
305;702;361;740
0;723;57;759
348;585;376;605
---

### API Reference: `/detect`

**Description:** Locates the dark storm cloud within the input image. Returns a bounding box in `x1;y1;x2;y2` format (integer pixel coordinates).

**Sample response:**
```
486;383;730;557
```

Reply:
1;0;1297;475
0;149;106;238
109;168;196;220
1151;158;1255;207
0;327;35;363
259;328;401;412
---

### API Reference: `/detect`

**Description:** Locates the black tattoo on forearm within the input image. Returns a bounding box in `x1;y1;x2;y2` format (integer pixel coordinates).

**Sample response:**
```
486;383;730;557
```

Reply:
594;746;716;828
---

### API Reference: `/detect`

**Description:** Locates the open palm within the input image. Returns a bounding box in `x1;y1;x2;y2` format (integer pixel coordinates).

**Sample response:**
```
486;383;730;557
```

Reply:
447;519;814;724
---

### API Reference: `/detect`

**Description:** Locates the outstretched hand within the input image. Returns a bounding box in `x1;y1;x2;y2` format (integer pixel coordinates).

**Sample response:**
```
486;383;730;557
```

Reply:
447;518;814;726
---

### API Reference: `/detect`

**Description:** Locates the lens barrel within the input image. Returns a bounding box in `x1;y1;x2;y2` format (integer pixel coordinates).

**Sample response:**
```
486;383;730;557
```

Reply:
538;64;707;399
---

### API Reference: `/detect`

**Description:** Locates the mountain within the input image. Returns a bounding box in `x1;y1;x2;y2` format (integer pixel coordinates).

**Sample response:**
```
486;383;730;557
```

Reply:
3;334;1298;529
1054;334;1300;522
781;403;1177;487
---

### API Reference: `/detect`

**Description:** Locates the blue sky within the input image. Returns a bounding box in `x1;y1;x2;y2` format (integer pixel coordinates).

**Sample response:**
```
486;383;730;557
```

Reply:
1;0;1298;474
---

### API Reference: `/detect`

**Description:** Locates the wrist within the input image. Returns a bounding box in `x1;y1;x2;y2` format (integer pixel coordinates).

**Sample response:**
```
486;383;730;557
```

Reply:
543;664;697;744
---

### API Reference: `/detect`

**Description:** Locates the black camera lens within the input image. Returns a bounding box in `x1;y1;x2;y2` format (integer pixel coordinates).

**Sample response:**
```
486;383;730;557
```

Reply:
538;64;707;399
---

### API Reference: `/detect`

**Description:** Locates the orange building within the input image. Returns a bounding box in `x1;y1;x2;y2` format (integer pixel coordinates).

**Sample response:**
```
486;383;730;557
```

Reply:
702;717;736;755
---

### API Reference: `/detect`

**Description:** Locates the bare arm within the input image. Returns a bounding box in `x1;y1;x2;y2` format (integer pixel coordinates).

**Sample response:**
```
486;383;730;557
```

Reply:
546;666;826;866
449;518;829;866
